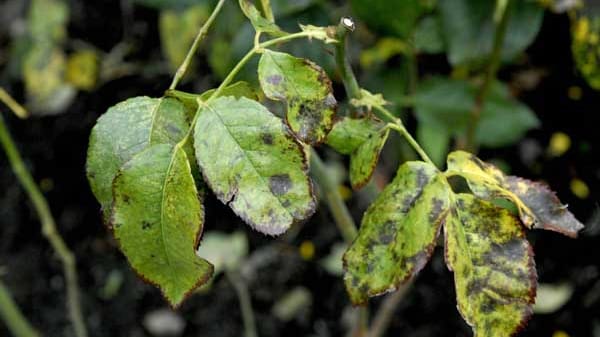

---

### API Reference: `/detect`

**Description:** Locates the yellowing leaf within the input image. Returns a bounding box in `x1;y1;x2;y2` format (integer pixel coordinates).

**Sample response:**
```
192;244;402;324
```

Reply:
66;50;99;91
258;50;337;145
444;194;536;337
111;144;213;307
344;162;450;304
349;128;390;189
446;151;584;237
193;96;315;235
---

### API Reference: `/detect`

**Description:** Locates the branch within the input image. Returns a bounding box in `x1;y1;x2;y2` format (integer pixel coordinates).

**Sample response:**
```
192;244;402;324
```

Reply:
0;113;88;337
169;0;226;90
464;0;513;152
227;271;258;337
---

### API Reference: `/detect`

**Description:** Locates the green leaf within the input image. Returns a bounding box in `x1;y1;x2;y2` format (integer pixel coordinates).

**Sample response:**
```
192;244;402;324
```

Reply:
159;4;209;72
325;117;384;155
417;123;449;168
87;97;190;218
258;50;337;145
111;144;213;307
439;0;544;66
193;96;315;235
350;0;426;38
446;151;585;237
239;0;287;36
414;77;539;148
414;16;445;54
349;127;390;189
344;162;450;304
444;193;536;337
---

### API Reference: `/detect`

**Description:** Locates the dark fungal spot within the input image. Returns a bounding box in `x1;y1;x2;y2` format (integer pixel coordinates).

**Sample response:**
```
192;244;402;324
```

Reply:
261;133;274;145
122;194;130;204
267;74;282;85
142;221;152;230
166;123;181;136
429;198;446;223
269;174;292;196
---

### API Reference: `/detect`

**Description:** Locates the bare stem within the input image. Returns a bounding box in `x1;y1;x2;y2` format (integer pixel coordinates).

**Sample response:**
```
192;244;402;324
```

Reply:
226;271;258;337
309;150;358;243
169;0;226;90
0;88;28;119
334;18;362;105
0;114;87;337
0;279;40;337
465;0;512;152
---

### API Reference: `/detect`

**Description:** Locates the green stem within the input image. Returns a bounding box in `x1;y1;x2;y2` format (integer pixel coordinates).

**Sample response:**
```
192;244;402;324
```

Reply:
0;114;88;337
256;0;274;22
0;88;28;119
375;106;435;167
309;150;357;243
0;279;40;337
226;271;258;337
168;0;226;90
464;0;512;152
334;18;362;105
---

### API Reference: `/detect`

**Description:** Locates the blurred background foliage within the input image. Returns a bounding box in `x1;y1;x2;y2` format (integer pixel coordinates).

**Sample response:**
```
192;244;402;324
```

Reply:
1;0;600;336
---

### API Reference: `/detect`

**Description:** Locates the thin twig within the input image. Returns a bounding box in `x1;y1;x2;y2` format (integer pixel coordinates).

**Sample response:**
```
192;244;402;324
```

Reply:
0;113;88;337
0;88;28;119
0;279;40;337
169;0;226;90
226;271;258;337
464;0;513;152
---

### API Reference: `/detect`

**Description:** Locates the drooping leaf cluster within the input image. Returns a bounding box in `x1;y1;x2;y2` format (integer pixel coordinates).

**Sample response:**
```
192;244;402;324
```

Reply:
83;1;585;336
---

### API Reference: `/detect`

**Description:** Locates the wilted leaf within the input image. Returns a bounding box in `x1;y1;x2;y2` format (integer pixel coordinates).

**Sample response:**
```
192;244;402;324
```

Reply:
349;127;390;189
344;162;450;304
194;96;315;235
446;151;584;237
239;0;286;36
439;0;544;65
111;144;213;307
87;97;190;217
414;77;539;148
196;231;248;274
325;117;384;155
444;193;536;337
350;0;426;38
258;50;337;145
160;4;209;72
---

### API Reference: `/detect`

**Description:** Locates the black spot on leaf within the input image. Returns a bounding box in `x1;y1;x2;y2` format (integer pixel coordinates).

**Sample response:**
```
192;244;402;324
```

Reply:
269;174;292;196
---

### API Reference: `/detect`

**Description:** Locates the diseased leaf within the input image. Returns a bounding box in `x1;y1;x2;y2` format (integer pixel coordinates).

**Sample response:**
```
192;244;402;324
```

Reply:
239;0;287;36
87;97;189;217
258;50;337;145
571;14;600;90
444;193;536;337
349;127;390;189
344;162;450;304
194;96;315;235
446;151;584;237
111;144;213;307
325;117;384;155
